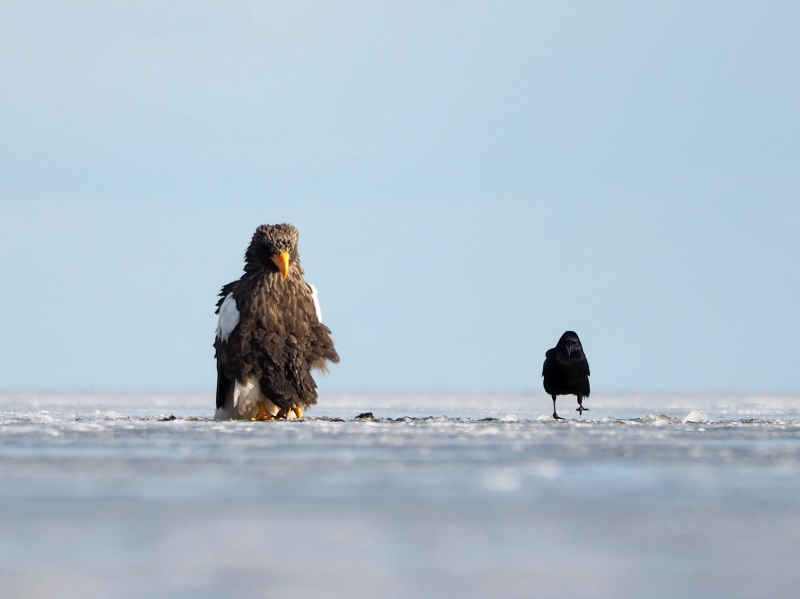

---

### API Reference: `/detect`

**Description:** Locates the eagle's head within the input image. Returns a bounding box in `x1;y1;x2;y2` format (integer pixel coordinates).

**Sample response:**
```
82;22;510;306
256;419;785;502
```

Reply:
244;223;300;279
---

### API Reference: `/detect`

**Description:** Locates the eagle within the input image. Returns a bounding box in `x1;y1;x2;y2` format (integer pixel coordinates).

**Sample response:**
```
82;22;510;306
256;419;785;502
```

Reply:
542;331;590;419
214;224;339;420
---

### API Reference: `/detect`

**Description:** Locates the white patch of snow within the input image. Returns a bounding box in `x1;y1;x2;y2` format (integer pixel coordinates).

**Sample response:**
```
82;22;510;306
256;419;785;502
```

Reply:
481;468;522;492
531;460;562;479
684;410;709;423
642;414;680;424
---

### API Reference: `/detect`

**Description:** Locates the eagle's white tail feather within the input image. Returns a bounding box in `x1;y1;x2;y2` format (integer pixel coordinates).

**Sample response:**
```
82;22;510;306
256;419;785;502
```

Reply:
214;376;279;420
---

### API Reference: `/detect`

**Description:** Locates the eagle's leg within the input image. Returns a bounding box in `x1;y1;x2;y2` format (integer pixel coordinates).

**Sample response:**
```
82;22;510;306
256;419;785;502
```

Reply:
293;407;304;419
576;396;589;417
254;402;275;421
276;407;290;419
552;395;563;420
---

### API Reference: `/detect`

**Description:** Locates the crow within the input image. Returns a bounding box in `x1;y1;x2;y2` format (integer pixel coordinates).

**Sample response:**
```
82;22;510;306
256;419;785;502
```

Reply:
542;331;590;419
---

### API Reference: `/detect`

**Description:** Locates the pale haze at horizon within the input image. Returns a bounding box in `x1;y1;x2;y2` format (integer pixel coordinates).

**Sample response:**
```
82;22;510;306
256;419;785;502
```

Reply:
1;2;798;394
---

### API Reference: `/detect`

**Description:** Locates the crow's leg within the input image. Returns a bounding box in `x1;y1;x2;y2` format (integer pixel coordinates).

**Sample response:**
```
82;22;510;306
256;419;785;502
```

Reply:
552;395;563;419
576;396;589;416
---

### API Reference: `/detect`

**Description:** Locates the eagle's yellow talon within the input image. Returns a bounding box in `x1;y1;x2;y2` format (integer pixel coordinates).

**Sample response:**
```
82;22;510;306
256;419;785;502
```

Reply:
293;407;304;419
253;402;274;421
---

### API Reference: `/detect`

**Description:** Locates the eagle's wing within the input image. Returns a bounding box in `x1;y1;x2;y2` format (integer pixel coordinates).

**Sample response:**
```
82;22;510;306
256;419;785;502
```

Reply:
214;287;241;409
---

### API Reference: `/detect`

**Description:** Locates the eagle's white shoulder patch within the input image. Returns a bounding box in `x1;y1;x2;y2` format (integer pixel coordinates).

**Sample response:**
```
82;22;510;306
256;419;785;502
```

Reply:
215;293;240;342
308;283;322;322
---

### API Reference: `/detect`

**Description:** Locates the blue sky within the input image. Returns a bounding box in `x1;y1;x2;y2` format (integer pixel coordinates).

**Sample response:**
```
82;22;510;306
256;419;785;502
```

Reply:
1;1;798;393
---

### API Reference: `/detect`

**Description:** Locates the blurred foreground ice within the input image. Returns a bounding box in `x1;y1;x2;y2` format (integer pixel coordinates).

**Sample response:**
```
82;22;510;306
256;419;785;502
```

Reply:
1;393;799;599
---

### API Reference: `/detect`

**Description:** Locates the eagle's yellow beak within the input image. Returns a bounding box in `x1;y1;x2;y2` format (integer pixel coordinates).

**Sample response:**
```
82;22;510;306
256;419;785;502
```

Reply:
271;252;291;280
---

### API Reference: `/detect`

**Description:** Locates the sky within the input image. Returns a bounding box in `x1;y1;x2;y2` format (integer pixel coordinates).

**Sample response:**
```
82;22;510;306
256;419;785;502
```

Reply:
1;1;799;394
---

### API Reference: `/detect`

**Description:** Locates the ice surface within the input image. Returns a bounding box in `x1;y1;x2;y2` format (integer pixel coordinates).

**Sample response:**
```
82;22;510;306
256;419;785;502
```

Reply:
1;392;799;598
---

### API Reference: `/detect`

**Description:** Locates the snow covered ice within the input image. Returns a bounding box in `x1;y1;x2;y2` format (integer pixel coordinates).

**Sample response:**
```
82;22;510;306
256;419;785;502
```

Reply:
1;393;800;599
